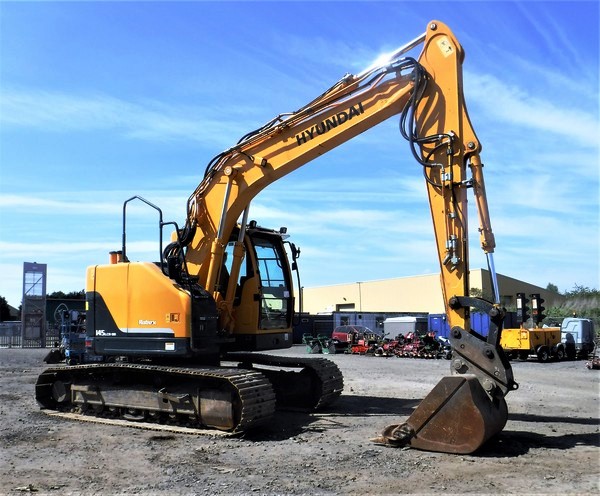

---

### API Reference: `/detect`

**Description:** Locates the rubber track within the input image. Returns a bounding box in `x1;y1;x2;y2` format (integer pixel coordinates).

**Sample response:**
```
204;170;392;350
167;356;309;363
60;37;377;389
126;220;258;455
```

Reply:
223;353;344;409
36;363;276;434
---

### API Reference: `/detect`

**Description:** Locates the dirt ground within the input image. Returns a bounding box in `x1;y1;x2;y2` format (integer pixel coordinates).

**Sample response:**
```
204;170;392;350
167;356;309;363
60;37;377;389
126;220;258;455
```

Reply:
0;346;598;496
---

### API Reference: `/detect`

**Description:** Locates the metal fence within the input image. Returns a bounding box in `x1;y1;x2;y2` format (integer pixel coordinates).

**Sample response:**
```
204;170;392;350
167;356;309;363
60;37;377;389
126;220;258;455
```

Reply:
0;322;59;348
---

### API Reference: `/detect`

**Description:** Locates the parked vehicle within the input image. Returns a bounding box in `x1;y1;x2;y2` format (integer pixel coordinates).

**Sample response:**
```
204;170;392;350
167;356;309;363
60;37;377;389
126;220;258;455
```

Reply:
561;318;596;359
500;327;563;362
331;325;382;353
501;318;596;362
392;332;451;359
383;316;428;338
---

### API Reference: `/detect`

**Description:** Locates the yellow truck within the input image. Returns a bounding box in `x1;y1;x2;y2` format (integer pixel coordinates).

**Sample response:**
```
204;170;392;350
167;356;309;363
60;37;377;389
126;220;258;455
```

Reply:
501;326;564;362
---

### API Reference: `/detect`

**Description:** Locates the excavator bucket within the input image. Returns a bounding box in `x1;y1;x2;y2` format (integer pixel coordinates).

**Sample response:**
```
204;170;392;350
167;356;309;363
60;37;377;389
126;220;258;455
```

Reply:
372;375;508;454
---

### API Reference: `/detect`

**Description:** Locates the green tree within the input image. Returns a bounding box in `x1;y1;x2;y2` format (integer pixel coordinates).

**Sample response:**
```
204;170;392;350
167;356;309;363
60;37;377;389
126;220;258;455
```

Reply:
469;287;495;302
546;284;600;331
562;284;600;298
546;283;559;293
0;296;12;321
48;290;85;300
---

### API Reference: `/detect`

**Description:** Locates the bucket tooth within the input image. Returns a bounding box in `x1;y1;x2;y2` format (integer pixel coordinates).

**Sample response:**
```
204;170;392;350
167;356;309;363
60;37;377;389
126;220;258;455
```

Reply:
372;375;508;454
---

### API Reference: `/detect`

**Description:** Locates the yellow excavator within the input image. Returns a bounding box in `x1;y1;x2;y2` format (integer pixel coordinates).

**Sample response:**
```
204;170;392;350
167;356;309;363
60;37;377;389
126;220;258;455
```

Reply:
36;20;517;454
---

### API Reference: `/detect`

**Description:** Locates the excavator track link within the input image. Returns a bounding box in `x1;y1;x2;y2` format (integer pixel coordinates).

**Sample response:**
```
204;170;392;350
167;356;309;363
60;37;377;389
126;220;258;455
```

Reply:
223;353;344;410
44;411;235;437
35;363;276;434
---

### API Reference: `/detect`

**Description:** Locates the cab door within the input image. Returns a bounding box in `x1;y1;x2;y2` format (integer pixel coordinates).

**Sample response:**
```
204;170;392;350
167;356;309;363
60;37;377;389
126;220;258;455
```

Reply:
230;228;294;348
252;234;293;330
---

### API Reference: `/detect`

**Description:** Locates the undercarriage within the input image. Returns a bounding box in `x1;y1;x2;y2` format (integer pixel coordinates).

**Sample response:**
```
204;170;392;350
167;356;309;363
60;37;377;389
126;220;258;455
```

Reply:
35;355;344;434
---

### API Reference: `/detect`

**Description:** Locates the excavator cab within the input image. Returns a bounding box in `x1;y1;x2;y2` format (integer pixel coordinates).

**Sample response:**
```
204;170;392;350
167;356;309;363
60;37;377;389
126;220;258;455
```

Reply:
225;224;296;351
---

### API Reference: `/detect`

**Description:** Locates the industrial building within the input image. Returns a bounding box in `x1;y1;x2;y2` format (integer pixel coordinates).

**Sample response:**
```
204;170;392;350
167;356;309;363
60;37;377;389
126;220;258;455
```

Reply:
301;269;564;315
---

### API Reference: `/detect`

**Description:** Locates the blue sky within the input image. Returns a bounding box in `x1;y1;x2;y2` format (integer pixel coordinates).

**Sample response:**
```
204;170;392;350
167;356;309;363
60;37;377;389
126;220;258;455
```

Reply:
0;1;598;308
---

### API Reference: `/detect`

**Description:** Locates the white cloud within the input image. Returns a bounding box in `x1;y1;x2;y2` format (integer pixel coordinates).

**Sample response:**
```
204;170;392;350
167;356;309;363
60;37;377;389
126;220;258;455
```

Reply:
0;194;122;215
0;190;190;222
0;240;157;258
465;72;599;147
0;87;248;147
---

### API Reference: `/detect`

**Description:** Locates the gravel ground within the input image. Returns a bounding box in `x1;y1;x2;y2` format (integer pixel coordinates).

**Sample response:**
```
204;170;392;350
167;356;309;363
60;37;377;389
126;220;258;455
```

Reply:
0;346;598;495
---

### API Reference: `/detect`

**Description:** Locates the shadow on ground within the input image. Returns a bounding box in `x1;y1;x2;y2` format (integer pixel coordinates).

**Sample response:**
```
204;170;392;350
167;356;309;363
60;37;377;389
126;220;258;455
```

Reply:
248;394;600;456
478;430;600;457
244;394;420;442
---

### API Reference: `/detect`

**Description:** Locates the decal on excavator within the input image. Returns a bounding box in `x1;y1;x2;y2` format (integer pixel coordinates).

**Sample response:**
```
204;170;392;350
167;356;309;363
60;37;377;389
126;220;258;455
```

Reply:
138;319;157;325
296;101;365;146
436;36;454;57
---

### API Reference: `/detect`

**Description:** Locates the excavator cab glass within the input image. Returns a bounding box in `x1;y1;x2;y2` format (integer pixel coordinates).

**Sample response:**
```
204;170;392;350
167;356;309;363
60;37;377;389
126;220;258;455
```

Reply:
253;235;292;330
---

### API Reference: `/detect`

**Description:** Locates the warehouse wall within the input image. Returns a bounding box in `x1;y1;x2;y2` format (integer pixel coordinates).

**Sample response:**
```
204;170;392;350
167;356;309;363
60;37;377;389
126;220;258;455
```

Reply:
301;273;445;314
300;269;564;314
473;270;565;309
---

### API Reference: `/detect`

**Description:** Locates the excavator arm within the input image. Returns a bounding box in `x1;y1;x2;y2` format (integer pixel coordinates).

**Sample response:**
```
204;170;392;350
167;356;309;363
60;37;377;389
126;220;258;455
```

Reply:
171;20;515;453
